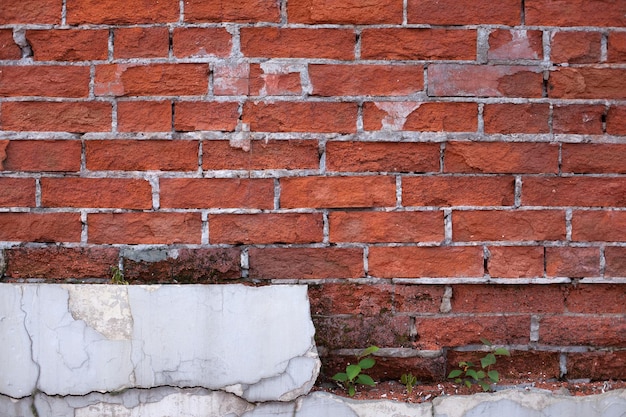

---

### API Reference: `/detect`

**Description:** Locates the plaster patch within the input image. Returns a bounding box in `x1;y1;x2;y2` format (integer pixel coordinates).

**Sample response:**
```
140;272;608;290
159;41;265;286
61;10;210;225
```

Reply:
374;102;421;130
230;122;252;151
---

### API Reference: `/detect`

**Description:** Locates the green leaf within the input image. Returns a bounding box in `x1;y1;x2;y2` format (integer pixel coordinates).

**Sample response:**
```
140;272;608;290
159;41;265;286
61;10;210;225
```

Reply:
348;385;356;397
466;369;479;380
481;353;496;368
361;346;380;357
465;380;472;388
458;361;469;367
476;370;486;380
359;357;376;370
346;364;361;381
479;382;491;391
356;374;376;386
332;372;348;382
495;347;510;356
480;338;493;346
488;370;500;383
454;378;462;384
448;369;463;379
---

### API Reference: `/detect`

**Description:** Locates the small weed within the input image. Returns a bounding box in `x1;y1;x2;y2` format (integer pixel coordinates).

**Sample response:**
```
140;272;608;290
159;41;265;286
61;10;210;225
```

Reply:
110;266;128;285
332;345;379;397
447;338;510;391
400;372;418;394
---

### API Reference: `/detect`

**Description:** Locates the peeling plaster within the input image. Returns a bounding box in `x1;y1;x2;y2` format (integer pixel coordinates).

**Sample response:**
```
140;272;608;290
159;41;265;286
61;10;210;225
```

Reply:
374;102;421;131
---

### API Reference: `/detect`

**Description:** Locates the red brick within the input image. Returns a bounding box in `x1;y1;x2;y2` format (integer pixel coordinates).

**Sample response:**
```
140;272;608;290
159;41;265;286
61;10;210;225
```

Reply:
184;0;280;22
118;101;171;132
249;64;302;96
572;211;626;242
551;31;602;64
0;30;22;59
280;176;396;208
368;246;484;278
86;140;197;171
310;64;423;97
0;66;90;97
88;212;202;244
525;0;626;27
562;144;626;174
0;1;61;24
408;0;519;25
484;103;550;134
0;178;35;206
607;106;626;135
553;104;604;135
314;314;411;349
95;64;208;96
448;350;561;380
415;315;530;349
363;102;477;132
248;247;364;279
452;285;565;313
523;177;626;207
4;246;119;279
2;140;81;172
172;28;232;58
453;210;566;242
213;61;249;95
394;285;446;313
428;65;543;98
203;139;319;170
26;29;108;61
487;246;544;278
605;247;626;277
174;101;239;132
445;142;559;174
549;68;626;99
326;141;439;173
123;248;241;283
114;27;169;59
67;0;179;24
41;178;152;209
566;285;626;314
308;283;394;315
361;29;475;60
546;247;600;278
540;316;626;346
403;176;515;207
1;101;111;132
243;101;357;133
160;178;274;209
0;212;81;242
329;211;444;243
567;351;626;380
209;213;323;244
240;28;355;60
488;29;543;60
289;0;401;24
608;32;626;63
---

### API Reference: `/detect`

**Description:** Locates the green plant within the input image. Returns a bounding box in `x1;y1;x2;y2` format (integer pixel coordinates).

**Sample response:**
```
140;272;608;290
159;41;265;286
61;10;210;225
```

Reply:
400;372;417;394
447;338;510;391
332;345;379;396
110;266;128;285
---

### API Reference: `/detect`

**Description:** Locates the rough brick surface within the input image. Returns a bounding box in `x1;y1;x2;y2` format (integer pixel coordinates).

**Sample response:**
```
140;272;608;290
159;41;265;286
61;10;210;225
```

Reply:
184;0;280;23
550;31;602;64
88;213;202;244
546;247;600;278
605;247;626;277
608;32;626;63
240;28;355;59
408;0;520;25
203;139;319;170
487;246;544;278
0;66;90;97
452;285;565;313
1;101;112;132
562;143;626;173
567;352;626;380
67;0;179;24
540;316;626;346
118;101;172;132
549;68;626;99
0;30;20;59
361;29;476;60
174;101;239;132
41;178;153;209
0;178;35;207
86;140;198;171
572;211;626;242
483;103;550;133
209;213;324;244
402;176;515;207
314;314;411;349
172;28;232;58
2;140;81;172
363;102;477;132
290;0;402;24
27;30;109;61
523;177;626;207
0;1;61;24
0;213;81;243
160;178;274;209
553;104;604;135
525;0;626;27
488;29;543;60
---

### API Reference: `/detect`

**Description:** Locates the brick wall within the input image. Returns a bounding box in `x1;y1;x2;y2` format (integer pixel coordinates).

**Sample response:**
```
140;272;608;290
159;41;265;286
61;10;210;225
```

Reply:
1;0;625;382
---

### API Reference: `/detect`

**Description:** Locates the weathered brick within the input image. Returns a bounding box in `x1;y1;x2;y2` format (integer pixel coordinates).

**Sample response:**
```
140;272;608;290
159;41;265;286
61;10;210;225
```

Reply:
549;68;626;99
0;213;81;242
363;102;477;132
403;176;515;207
567;351;626;380
566;285;626;314
546;247;600;278
174;101;239;132
453;210;566;242
488;29;543;60
607;106;626;135
203;139;318;170
308;283;394;315
249;64;302;96
605;247;626;277
326;141;439;173
2;140;81;172
452;285;565;313
243;102;357;133
117;100;172;132
26;29;109;61
525;0;626;27
553;104;604;135
408;0;519;25
329;211;444;243
540;316;626;346
209;213;323;244
551;31;602;64
4;246;119;279
172;28;232;58
240;28;355;60
608;32;626;63
160;178;274;209
394;285;445;314
368;246;484;278
0;178;35;207
67;0;179;24
445;142;559;174
114;27;169;59
184;0;280;22
0;66;90;97
310;64;423;97
487;246;544;278
86;140;198;171
213;61;249;95
88;212;202;244
0;30;23;59
448;350;561;380
41;178;153;209
280;176;396;208
1;101;111;132
361;29;476;60
323;353;445;382
314;314;412;349
248;247;364;279
523;177;626;207
0;0;61;24
562;144;626;174
484;103;550;134
289;0;402;24
572;211;626;242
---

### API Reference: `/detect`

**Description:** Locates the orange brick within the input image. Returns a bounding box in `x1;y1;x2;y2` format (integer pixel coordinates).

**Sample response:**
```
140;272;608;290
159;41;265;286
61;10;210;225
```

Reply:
452;285;565;313
2;140;81;172
172;28;232;58
86;140;198;171
562;144;626;174
41;178;152;209
522;177;626;207
209;213;323;244
0;0;61;24
0;30;20;59
551;31;602;64
0;66;90;97
26;29;109;61
549;68;626;99
117;101;172;132
0;178;35;207
1;101;111;132
184;0;280;22
488;29;543;60
403;176;515;207
526;0;626;27
67;0;179;24
408;0;520;25
487;246;544;278
114;27;169;59
0;213;81;242
484;103;550;133
363;102;477;132
160;178;274;209
174;101;239;132
289;0;402;24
